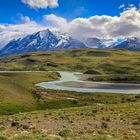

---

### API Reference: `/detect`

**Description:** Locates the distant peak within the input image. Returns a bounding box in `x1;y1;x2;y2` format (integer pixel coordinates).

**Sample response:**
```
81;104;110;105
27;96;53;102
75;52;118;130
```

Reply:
0;28;86;56
127;37;139;41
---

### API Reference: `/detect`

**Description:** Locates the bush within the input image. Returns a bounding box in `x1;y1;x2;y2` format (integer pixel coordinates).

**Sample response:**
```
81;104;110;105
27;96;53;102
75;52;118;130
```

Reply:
58;129;73;138
0;133;8;140
101;122;108;129
132;120;140;125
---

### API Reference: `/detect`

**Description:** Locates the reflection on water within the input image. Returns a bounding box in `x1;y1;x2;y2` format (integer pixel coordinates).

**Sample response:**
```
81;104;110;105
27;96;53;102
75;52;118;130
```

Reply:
36;71;140;94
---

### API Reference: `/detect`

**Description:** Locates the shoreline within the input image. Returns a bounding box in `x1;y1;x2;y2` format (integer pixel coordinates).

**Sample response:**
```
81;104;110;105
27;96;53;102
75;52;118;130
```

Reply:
36;71;140;94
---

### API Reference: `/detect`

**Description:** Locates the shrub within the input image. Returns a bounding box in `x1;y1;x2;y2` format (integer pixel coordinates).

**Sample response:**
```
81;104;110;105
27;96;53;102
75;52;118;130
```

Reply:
135;95;140;99
101;122;108;129
58;129;73;138
132;120;140;125
0;133;8;140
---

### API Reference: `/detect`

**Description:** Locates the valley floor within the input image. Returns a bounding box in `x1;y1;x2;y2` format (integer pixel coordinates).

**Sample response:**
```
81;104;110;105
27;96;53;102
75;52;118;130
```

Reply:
0;81;140;139
0;49;140;139
0;90;140;140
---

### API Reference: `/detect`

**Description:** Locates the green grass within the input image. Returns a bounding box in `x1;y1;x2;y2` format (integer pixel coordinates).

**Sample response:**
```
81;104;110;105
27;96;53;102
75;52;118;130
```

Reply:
88;74;140;83
0;86;140;139
0;132;62;140
0;72;60;115
0;95;139;139
0;48;140;75
0;48;140;139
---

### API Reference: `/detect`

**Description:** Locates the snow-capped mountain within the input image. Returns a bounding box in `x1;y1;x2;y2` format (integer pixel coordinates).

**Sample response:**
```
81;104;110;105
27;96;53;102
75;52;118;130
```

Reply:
1;28;140;57
0;29;86;56
84;37;107;48
110;37;140;50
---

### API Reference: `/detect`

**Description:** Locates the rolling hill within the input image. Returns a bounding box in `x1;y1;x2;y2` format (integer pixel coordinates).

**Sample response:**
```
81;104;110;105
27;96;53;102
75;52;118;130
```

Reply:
0;48;140;75
0;48;140;139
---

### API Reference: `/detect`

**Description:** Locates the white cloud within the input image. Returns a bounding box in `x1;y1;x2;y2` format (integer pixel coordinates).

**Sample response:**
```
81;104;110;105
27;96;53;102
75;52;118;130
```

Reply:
43;14;68;31
43;7;140;40
21;0;58;9
119;4;125;9
68;7;140;40
1;7;140;48
0;22;46;48
17;14;31;23
20;16;31;23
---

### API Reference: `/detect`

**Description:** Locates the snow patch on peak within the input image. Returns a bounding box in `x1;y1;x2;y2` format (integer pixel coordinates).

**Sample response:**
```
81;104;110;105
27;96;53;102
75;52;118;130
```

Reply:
0;29;86;56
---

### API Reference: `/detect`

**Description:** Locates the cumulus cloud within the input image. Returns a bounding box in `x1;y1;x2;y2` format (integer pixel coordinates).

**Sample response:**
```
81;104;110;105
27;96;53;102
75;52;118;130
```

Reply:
17;14;31;23
0;21;46;48
20;16;31;23
1;7;140;48
21;0;58;9
119;4;125;9
68;7;140;40
43;14;68;31
43;7;140;40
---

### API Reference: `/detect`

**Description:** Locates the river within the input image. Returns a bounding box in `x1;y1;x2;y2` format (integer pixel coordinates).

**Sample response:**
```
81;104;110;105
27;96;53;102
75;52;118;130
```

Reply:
36;71;140;94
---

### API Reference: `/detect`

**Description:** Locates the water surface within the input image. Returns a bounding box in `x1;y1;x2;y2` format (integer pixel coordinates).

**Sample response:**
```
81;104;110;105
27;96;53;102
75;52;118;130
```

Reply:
36;71;140;94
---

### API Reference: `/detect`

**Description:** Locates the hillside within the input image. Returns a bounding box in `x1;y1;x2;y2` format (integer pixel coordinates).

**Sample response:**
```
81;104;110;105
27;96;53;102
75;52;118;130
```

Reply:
0;48;140;75
0;88;140;139
0;48;140;139
0;72;60;114
110;37;140;50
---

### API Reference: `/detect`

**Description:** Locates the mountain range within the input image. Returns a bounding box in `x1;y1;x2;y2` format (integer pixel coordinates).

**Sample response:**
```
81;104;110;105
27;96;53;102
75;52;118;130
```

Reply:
109;37;140;50
0;29;140;56
0;29;86;56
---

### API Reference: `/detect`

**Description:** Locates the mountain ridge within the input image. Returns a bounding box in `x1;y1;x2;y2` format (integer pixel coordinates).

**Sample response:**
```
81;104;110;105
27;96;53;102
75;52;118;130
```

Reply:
109;37;140;50
0;29;87;56
1;28;140;57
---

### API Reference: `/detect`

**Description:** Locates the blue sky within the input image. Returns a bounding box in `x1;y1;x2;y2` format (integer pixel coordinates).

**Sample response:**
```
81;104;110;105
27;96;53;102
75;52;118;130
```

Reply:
0;0;140;24
0;0;140;48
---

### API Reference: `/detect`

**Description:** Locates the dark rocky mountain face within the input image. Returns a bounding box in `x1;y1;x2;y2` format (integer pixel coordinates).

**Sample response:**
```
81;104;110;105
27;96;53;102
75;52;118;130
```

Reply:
0;29;87;56
1;28;140;57
110;37;140;50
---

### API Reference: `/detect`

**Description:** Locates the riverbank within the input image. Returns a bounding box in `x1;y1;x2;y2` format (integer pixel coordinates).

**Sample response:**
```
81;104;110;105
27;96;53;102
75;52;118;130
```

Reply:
0;71;60;115
37;71;140;94
58;81;140;90
0;71;140;139
87;74;140;84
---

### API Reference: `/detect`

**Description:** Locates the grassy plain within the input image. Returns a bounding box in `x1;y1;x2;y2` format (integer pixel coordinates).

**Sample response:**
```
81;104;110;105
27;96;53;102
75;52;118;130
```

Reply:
0;48;140;139
0;48;140;75
0;89;140;140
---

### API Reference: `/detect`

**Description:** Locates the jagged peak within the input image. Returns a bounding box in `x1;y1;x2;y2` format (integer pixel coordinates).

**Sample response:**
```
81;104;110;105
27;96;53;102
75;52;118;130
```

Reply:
126;37;140;42
31;28;70;41
0;28;86;56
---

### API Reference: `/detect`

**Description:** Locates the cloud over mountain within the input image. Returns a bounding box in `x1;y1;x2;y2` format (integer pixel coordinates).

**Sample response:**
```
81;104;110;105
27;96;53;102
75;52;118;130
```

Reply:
43;14;68;31
0;7;140;48
21;0;58;9
69;7;140;40
43;7;140;40
0;21;46;47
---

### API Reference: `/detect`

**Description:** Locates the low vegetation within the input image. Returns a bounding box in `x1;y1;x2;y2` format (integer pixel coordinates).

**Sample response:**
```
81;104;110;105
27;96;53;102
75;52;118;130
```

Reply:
0;87;140;139
88;74;140;83
0;48;140;75
0;48;140;139
0;72;60;114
